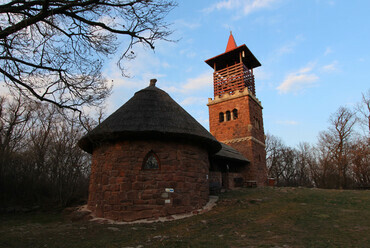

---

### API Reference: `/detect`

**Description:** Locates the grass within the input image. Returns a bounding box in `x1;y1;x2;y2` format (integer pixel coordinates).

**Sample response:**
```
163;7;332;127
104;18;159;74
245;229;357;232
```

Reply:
0;187;369;248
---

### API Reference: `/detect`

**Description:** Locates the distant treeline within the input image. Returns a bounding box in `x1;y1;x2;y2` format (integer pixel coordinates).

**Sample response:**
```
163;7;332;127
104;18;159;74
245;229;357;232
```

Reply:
267;90;370;189
0;96;94;209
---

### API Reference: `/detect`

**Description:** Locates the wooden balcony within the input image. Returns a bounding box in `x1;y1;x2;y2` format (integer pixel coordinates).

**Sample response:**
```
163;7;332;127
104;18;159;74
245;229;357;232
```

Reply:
213;62;255;97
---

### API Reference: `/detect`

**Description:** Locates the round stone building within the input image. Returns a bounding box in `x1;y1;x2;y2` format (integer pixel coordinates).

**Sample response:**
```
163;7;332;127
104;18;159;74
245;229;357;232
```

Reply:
78;80;221;222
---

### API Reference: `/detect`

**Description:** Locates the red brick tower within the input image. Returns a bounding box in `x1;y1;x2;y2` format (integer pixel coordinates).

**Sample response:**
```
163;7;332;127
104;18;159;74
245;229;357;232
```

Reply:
206;33;267;186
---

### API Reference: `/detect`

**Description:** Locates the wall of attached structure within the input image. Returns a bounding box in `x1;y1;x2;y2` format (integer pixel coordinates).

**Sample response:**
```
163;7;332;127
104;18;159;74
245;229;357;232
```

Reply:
88;140;209;222
208;89;267;186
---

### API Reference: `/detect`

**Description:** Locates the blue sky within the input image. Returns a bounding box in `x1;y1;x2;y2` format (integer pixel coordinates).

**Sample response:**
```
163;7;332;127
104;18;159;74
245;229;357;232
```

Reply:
104;0;369;147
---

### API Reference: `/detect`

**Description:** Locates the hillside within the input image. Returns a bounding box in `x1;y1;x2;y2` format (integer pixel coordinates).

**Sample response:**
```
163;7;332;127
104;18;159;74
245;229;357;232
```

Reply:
1;187;369;248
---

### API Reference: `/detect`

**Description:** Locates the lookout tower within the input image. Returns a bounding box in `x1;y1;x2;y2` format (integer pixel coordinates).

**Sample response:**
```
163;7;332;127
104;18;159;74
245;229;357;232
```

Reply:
206;33;267;186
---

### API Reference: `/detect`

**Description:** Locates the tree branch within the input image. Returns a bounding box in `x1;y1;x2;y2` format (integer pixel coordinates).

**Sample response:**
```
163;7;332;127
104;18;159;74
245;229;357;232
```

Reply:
0;67;80;112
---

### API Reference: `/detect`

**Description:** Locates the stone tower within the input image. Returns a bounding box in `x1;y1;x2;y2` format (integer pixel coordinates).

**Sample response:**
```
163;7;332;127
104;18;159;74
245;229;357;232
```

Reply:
206;33;267;186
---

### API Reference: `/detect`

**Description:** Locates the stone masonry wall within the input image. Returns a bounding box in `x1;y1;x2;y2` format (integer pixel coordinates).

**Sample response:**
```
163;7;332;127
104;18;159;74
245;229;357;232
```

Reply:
208;93;264;143
88;140;210;222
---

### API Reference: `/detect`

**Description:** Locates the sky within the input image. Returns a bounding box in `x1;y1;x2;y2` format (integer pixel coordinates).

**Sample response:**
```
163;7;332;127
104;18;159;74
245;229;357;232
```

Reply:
102;0;370;147
4;0;368;147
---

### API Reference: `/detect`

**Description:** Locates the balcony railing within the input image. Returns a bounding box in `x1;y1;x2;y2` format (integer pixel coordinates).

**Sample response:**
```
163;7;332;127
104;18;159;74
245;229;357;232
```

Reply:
213;62;255;97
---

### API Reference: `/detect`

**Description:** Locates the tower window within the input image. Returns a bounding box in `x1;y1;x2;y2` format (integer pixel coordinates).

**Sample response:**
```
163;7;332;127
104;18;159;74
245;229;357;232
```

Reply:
226;111;231;121
232;109;238;119
142;151;160;170
219;112;224;122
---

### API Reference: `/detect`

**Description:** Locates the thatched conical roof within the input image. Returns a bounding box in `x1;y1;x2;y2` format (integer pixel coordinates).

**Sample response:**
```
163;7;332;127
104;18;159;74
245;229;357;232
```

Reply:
78;80;221;154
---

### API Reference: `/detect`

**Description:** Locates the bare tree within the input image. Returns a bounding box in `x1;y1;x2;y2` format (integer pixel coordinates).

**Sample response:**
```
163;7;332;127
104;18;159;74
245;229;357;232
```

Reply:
350;137;370;188
0;0;176;115
0;96;32;157
296;142;315;187
356;89;370;136
318;107;357;188
0;97;91;207
265;133;285;184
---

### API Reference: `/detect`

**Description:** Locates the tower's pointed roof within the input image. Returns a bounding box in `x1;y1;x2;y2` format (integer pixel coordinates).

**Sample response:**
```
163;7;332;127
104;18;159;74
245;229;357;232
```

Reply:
205;32;261;70
78;79;221;154
225;31;237;52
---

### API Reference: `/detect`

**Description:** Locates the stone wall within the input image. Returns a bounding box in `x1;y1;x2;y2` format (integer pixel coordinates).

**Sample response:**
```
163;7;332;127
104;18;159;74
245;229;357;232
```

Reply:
208;89;265;143
88;140;210;222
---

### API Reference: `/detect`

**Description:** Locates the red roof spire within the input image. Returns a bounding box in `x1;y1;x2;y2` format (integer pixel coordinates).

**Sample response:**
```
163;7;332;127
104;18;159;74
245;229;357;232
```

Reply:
225;31;237;52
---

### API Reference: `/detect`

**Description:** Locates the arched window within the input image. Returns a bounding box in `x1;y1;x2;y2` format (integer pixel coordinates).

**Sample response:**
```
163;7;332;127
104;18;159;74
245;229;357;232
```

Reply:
142;151;160;170
232;109;238;119
219;112;224;122
226;111;231;121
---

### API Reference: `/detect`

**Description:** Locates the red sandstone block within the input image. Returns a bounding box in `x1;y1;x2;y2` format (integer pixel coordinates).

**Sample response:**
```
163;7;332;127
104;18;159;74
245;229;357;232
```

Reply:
142;189;155;194
137;174;153;182
156;198;165;205
102;175;109;185
183;182;192;190
103;191;111;199
157;182;169;188
172;198;182;206
143;183;156;190
166;207;183;215
132;182;143;190
104;212;115;220
103;163;112;170
181;196;191;206
114;184;120;191
133;210;153;220
109;177;116;185
126;191;138;200
116;177;124;183
158;152;169;159
120;199;133;206
120;182;131;191
120;211;138;222
95;207;104;218
111;170;119;177
131;204;150;211
141;194;152;200
176;182;184;189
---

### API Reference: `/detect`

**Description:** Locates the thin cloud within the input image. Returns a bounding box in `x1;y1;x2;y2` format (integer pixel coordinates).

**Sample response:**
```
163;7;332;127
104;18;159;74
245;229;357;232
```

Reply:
174;19;201;29
162;71;212;94
276;120;299;125
277;65;319;94
205;0;279;16
324;47;333;56
182;72;213;91
275;35;305;57
321;61;339;73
